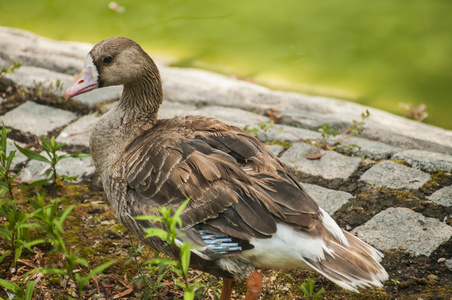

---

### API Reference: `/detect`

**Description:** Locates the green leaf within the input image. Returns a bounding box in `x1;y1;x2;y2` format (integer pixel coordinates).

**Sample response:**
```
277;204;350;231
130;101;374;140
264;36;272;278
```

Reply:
54;141;66;152
54;205;74;234
78;260;116;291
24;281;36;300
175;198;190;219
5;150;16;171
0;224;12;241
315;287;325;299
21;239;46;252
0;249;10;264
14;143;51;164
60;174;78;181
300;284;310;297
0;278;20;294
73;256;88;267
0;181;9;189
39;267;68;276
1;122;8;152
145;257;178;266
174;198;190;229
62;153;91;159
20;178;51;188
179;242;192;276
14;245;23;264
183;288;195;300
40;136;52;152
144;227;168;240
134;215;163;222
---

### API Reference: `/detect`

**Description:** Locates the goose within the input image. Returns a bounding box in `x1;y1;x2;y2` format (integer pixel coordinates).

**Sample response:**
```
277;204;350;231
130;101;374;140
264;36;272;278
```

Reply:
64;36;388;299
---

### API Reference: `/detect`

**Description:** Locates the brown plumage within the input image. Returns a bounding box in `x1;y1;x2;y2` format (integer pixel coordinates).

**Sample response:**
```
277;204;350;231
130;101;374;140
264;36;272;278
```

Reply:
65;36;388;299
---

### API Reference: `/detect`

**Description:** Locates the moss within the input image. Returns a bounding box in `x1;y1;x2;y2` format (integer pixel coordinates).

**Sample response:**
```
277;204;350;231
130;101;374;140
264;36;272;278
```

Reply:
81;247;95;258
388;189;418;201
390;159;412;167
47;275;62;286
421;170;452;196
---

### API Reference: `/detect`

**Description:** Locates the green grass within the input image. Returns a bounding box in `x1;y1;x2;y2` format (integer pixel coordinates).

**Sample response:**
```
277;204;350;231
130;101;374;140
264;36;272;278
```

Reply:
1;0;452;129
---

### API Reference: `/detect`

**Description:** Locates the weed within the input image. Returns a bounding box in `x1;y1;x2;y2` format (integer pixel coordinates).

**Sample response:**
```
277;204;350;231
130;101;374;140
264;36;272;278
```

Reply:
124;241;171;299
299;277;325;300
307;110;370;151
0;277;35;300
0;61;22;80
136;198;200;300
32;79;65;102
15;135;90;186
0;198;38;267
243;120;281;136
194;274;222;300
28;193;115;299
0;122;19;199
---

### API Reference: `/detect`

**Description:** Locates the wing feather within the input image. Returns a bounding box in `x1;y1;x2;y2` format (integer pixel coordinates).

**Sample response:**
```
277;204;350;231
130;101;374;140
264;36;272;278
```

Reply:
122;117;321;251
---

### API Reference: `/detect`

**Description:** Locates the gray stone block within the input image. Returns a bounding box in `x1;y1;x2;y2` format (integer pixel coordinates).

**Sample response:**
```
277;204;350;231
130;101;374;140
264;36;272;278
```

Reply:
161;66;271;110
3;66;74;97
446;259;452;272
256;125;322;144
195;106;271;128
428;186;452;207
346;137;403;160
280;142;361;180
6;139;27;169
161;101;272;128
0;101;77;136
393;150;452;172
56;114;100;147
0;26;91;75
360;160;431;190
265;144;285;156
353;207;452;256
158;101;198;119
301;182;352;214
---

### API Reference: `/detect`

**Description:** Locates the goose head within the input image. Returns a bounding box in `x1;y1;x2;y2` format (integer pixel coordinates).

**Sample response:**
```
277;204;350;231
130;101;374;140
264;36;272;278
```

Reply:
64;36;162;104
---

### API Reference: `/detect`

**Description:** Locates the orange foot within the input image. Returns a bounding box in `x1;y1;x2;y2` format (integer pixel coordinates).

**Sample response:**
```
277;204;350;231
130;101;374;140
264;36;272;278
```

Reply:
245;270;262;300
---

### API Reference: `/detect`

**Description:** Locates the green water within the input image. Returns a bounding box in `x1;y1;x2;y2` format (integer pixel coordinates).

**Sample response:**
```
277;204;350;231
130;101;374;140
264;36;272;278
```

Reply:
1;0;451;129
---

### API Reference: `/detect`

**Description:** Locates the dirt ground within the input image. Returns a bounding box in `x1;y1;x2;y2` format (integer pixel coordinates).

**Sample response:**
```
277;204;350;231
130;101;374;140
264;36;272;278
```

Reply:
1;83;452;299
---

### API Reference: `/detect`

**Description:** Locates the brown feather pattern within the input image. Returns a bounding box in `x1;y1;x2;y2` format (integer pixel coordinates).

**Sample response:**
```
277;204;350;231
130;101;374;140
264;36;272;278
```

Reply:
80;36;387;290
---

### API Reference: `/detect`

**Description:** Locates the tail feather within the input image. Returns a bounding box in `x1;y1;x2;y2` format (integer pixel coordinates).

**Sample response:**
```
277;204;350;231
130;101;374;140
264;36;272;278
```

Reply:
305;230;388;292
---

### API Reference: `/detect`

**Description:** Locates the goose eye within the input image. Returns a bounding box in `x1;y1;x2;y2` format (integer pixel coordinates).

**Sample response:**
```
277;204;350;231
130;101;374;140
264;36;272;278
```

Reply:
103;56;113;63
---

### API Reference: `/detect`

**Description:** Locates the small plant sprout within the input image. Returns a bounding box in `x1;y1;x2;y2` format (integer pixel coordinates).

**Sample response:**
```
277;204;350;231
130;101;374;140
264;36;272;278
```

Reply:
0;122;19;199
32;79;65;101
15;135;90;186
29;194;115;299
124;241;172;299
307;110;370;151
136;198;200;300
0;61;22;79
0;197;39;267
299;277;325;300
243;120;276;136
0;278;36;300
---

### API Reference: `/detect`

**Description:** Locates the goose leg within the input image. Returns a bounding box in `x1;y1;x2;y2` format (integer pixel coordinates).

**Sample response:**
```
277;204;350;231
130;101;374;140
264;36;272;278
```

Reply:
219;278;234;300
244;270;262;300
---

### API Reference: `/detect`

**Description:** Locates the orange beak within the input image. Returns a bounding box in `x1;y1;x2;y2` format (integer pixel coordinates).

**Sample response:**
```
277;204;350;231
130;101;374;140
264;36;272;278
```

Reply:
64;68;99;99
